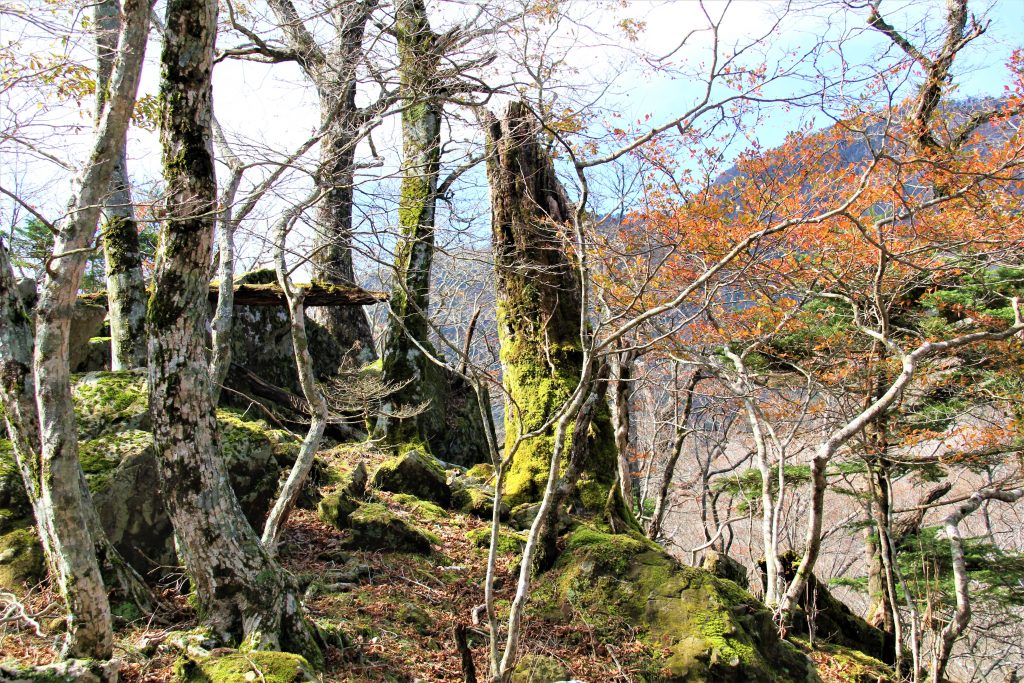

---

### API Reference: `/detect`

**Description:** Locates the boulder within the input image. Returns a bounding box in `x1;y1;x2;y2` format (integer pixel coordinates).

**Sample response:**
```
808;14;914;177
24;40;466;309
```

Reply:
0;372;299;578
0;658;119;683
74;337;112;373
702;550;749;589
346;502;433;553
225;270;352;397
371;449;451;508
0;440;30;524
449;470;508;520
68;303;107;372
511;654;570;683
545;527;820;683
174;650;317;683
317;460;368;529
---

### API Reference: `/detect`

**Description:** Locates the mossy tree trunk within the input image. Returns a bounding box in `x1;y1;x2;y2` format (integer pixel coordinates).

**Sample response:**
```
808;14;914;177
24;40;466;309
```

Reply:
484;100;616;510
377;0;443;443
95;0;148;370
266;0;378;365
149;0;321;659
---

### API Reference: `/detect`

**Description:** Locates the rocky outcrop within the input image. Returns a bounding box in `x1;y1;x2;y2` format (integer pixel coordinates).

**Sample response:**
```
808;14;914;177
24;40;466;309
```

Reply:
0;372;299;578
370;449;451;508
174;650;317;683
543;527;820;683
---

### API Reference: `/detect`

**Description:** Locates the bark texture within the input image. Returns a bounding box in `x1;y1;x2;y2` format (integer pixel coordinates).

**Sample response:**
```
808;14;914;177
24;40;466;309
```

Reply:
485;100;615;509
150;0;320;658
95;0;148;370
377;0;443;442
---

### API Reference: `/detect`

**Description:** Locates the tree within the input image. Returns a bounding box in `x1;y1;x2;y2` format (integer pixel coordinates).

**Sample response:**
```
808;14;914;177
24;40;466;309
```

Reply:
147;0;321;657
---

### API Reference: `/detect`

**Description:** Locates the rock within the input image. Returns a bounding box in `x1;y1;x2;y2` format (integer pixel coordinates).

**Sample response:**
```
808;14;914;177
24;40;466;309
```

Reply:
545;527;821;683
68;303;107;372
449;471;509;520
74;337;112;373
508;502;569;532
346;502;433;553
772;552;894;664
702;550;749;589
174;650;317;683
466;527;525;554
795;640;897;683
0;440;30;521
371;449;451;507
225;269;352;397
0;522;44;592
511;654;570;683
0;658;120;683
317;492;359;530
316;460;368;529
0;372;297;578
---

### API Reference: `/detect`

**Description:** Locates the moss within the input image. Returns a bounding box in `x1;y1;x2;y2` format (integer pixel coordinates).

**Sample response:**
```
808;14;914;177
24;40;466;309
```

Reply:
174;650;316;683
370;449;451;507
793;639;896;683
510;654;570;683
466;463;495;481
546;528;818;683
79;429;153;493
317;492;358;530
0;522;44;592
393;493;448;521
346;502;433;553
466;526;526;554
71;370;149;439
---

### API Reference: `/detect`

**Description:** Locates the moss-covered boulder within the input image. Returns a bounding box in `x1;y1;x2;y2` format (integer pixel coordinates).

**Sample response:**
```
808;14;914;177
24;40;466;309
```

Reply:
508;502;569;532
796;640;897;683
74;336;112;373
370;449;451;508
546;527;820;683
0;522;44;592
0;372;296;577
0;658;120;682
449;470;509;521
224;269;352;398
510;654;570;683
346;502;433;553
466;526;526;554
174;650;317;683
317;491;359;530
0;440;30;526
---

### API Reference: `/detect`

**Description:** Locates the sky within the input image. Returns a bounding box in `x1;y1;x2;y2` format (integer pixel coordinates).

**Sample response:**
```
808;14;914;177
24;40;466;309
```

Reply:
2;0;1023;275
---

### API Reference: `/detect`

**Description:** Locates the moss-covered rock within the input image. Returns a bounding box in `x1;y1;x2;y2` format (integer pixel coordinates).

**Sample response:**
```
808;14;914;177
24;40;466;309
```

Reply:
795;639;897;683
174;650;317;683
449;471;509;521
508;502;570;532
0;522;44;592
74;336;112;373
392;493;448;521
346;502;433;553
317;491;359;530
510;653;570;683
466;526;526;554
72;370;150;439
0;658;120;682
546;527;820;683
0;439;30;522
370;449;451;507
772;552;894;664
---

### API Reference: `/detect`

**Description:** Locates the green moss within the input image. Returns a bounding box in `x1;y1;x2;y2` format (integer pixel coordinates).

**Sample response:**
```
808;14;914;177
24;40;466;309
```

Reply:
317;492;358;530
510;654;570;683
371;449;451;507
467;526;526;554
393;493;448;521
793;639;896;683
79;429;153;493
174;650;316;683
0;522;44;591
546;529;818;683
466;463;495;481
346;502;434;553
71;370;149;439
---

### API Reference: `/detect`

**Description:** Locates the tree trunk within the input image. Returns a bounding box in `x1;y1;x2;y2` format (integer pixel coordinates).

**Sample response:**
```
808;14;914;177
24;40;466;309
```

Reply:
96;0;148;370
377;0;443;443
150;0;321;659
485;100;615;510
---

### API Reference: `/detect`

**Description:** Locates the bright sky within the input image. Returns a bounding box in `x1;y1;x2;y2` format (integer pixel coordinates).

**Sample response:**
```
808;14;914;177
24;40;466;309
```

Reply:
2;0;1022;274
